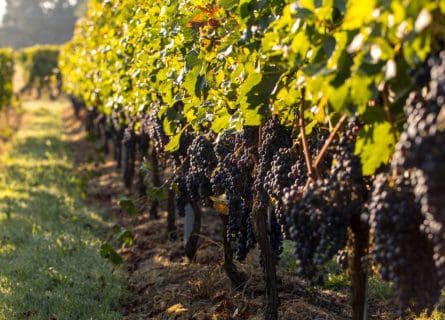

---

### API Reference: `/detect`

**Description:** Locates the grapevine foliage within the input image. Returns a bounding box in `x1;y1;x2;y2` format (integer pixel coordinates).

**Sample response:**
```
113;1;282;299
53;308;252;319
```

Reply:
0;49;14;110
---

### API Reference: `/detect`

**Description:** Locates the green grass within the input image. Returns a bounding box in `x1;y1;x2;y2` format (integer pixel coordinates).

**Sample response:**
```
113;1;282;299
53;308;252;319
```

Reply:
0;100;126;320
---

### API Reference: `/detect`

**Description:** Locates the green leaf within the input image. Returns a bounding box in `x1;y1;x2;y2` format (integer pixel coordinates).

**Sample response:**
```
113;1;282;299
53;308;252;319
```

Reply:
211;112;231;133
165;131;182;152
322;35;336;58
238;71;262;99
220;0;238;10
195;74;208;98
242;106;263;126
183;65;201;96
330;50;353;87
239;0;253;20
243;65;282;108
354;121;396;175
327;82;349;111
119;196;138;216
100;243;123;265
185;50;200;69
147;186;167;202
116;229;134;247
349;75;373;114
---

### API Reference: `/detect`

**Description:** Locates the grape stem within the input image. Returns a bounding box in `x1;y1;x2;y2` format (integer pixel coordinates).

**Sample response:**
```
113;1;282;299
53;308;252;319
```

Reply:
313;113;348;169
299;87;316;180
302;113;348;191
381;83;398;179
382;83;398;145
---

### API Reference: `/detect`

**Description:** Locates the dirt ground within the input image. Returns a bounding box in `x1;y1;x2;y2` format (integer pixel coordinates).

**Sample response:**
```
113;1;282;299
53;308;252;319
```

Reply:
62;103;398;320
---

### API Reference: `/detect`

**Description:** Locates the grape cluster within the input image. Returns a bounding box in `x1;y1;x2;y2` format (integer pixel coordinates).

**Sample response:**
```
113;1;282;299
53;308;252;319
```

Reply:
85;108;98;134
103;118;113;156
254;118;292;211
185;135;217;205
135;121;150;195
146;107;169;165
108;112;126;169
170;131;195;217
173;171;188;217
211;129;257;261
286;120;364;279
137;118;150;157
392;51;445;288
253;119;293;258
265;148;302;244
122;126;137;188
368;173;441;316
68;94;85;119
92;114;112;154
93;114;106;139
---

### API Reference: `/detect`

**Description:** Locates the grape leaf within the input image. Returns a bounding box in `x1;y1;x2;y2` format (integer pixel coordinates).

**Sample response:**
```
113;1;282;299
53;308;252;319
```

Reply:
119;196;138;216
100;243;123;265
165;131;182;152
354;121;396;175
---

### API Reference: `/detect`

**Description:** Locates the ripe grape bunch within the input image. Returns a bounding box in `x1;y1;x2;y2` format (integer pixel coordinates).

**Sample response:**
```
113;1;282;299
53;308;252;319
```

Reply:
392;50;445;287
171;131;195;217
109;113;126;169
122;126;137;188
286;119;365;279
211;129;257;261
146;108;169;164
255;118;292;211
185;135;217;206
254;119;292;259
265;147;302;249
368;173;441;316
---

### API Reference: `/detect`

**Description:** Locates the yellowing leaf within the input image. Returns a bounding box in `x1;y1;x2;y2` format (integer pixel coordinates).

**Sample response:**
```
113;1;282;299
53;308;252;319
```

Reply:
315;96;328;123
343;0;376;30
210;196;228;215
291;31;310;58
166;304;188;314
299;0;315;10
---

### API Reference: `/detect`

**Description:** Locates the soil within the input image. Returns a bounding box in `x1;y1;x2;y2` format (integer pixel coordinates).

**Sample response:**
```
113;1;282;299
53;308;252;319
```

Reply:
63;104;396;320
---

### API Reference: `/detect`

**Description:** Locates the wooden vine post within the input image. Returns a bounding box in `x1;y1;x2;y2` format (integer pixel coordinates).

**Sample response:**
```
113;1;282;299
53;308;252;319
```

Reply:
184;202;202;261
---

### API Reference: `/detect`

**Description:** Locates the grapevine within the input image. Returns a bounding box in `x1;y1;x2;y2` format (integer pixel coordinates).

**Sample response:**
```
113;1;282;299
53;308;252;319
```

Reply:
59;1;445;319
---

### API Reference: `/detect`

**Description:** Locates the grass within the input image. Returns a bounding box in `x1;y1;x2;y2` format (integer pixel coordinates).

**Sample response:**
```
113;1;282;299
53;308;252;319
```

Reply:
0;99;126;320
